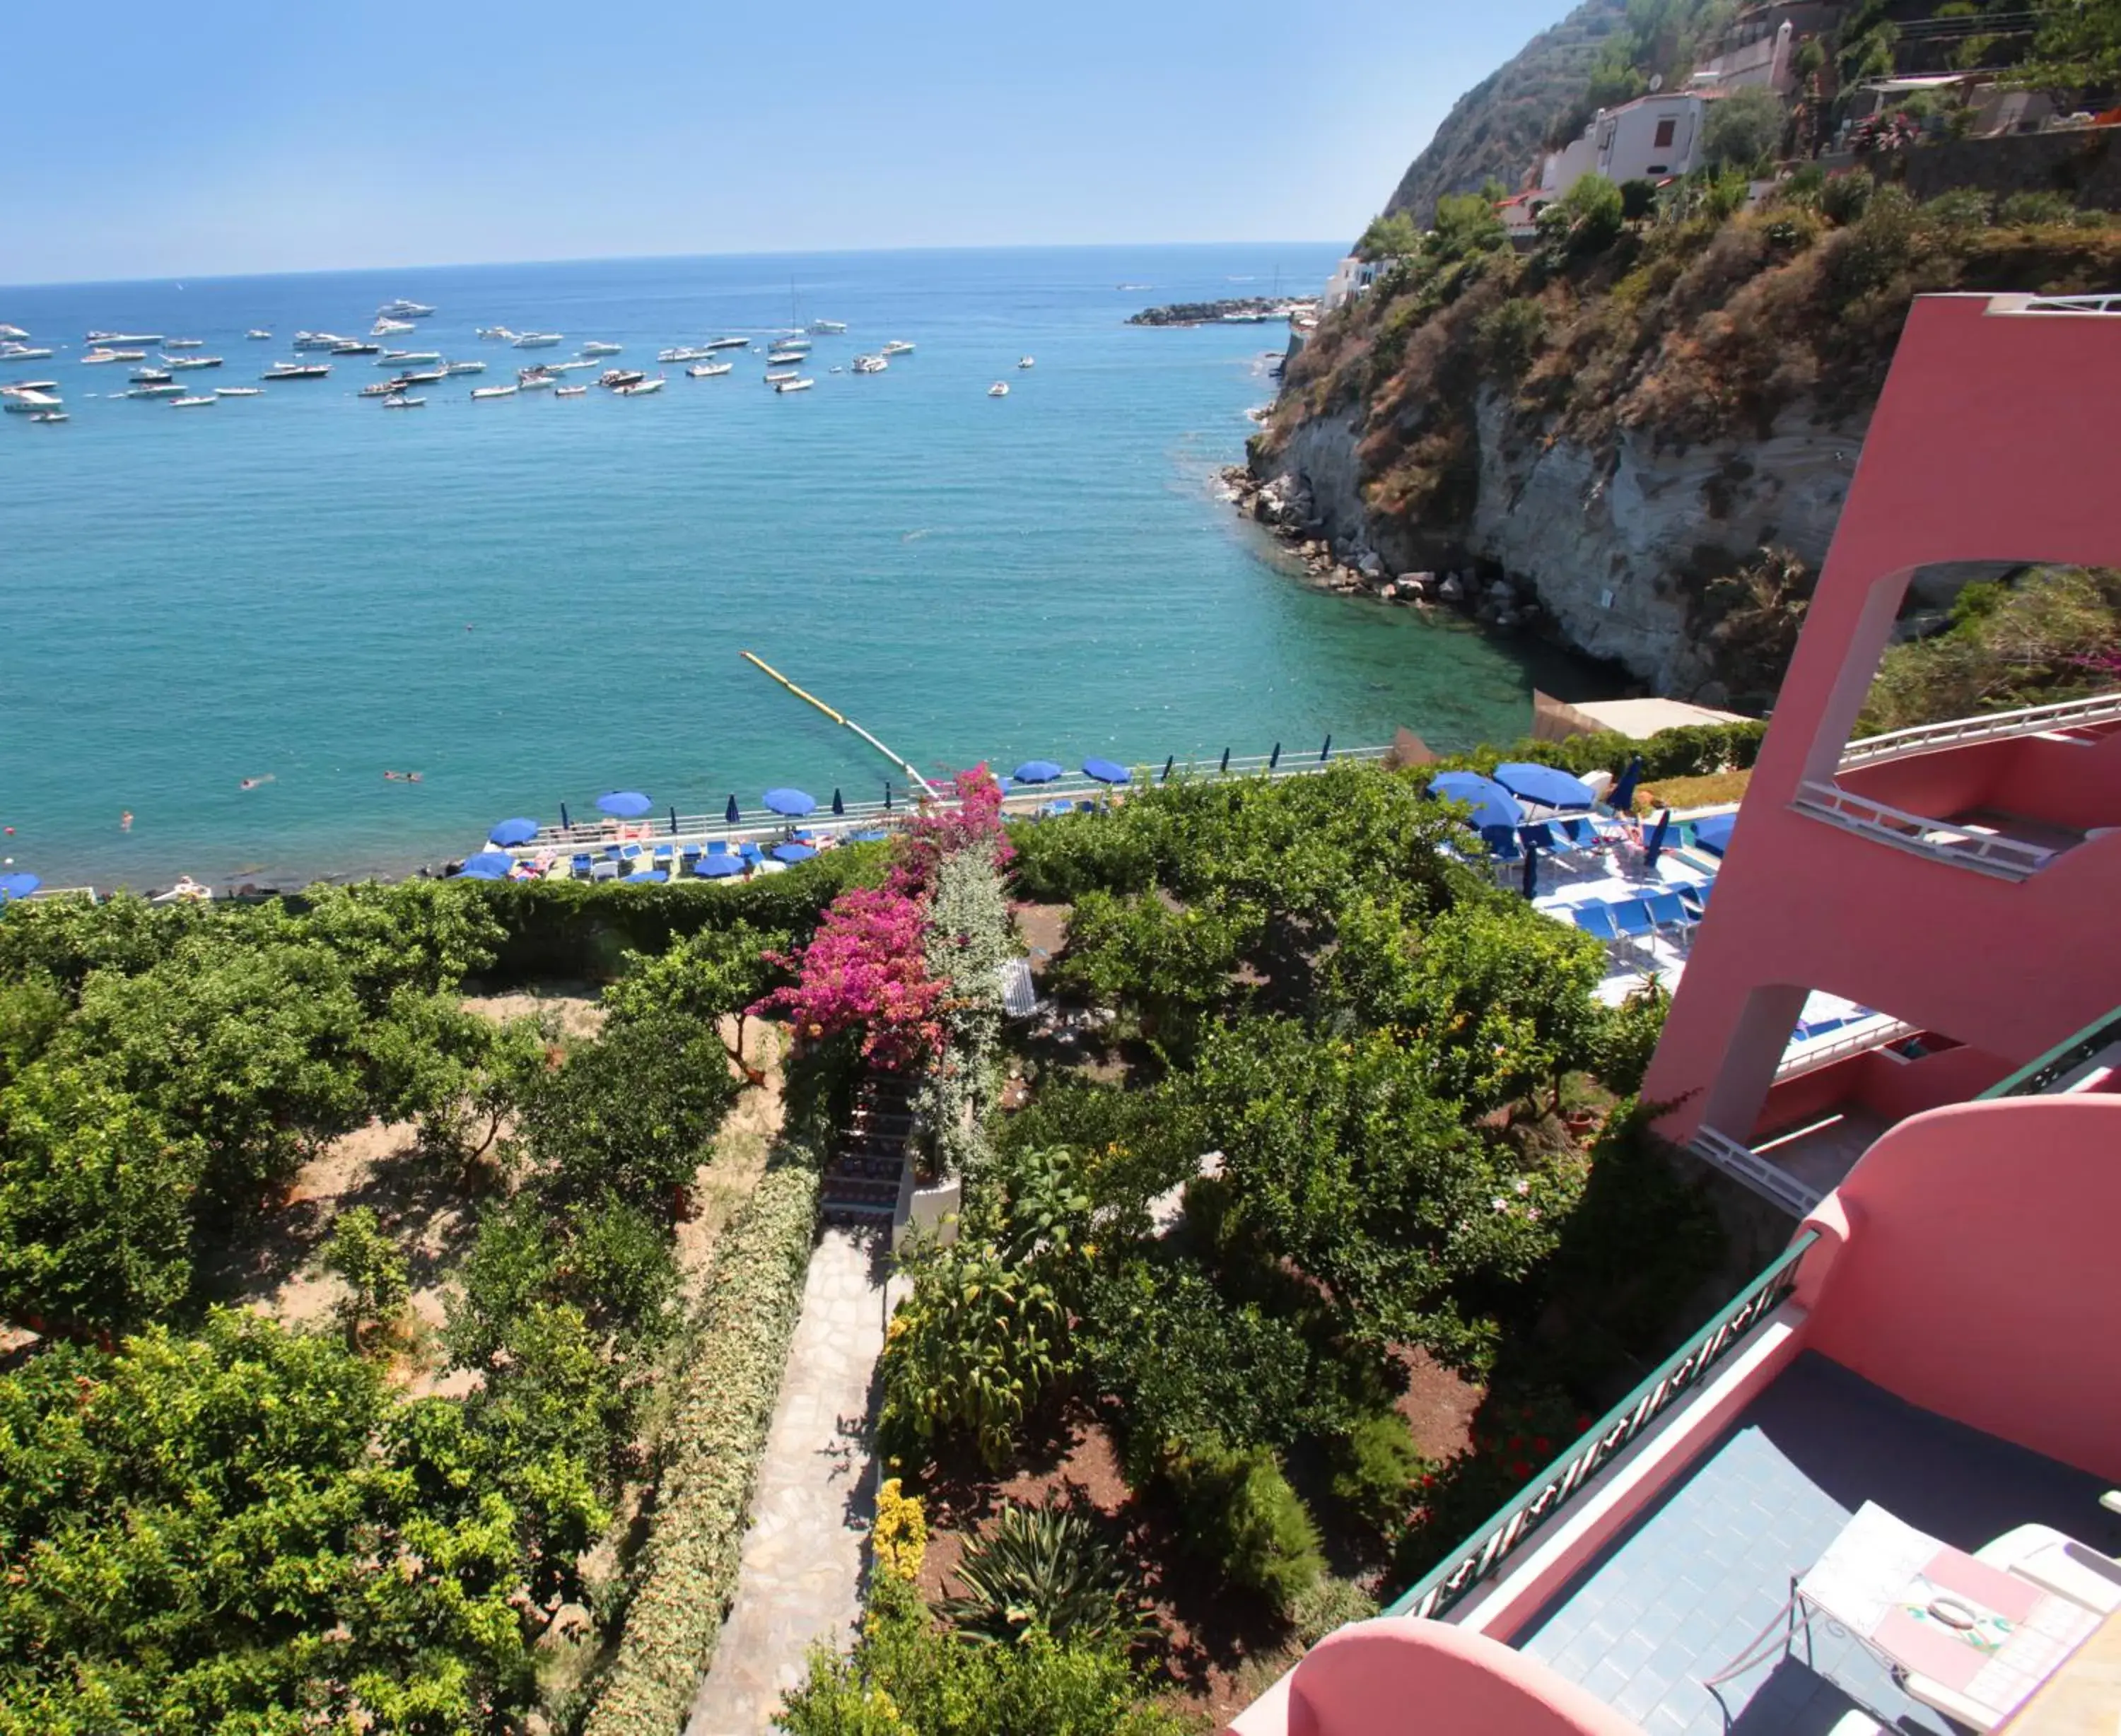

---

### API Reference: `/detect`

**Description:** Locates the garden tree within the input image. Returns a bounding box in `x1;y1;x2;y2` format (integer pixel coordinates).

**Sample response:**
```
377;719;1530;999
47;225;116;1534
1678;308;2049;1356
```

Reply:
322;1204;410;1350
445;1191;678;1366
892;763;1015;898
361;989;548;1167
0;890;203;994
1541;172;1626;256
0;970;65;1087
291;879;506;1008
1701;83;1786;171
602;919;793;1089
1182;1019;1575;1364
1427;190;1511;265
0;1057;203;1334
1620;177;1659;222
460;1298;632;1494
2013;0;2121;90
916;840;1015;1175
1355;211;1423;260
1052;888;1264;1065
0;1310;539;1732
753;885;945;1072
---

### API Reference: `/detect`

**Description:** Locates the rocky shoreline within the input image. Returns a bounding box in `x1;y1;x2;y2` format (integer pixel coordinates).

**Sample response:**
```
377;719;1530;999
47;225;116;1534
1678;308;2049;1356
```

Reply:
1219;465;1548;634
1128;296;1314;327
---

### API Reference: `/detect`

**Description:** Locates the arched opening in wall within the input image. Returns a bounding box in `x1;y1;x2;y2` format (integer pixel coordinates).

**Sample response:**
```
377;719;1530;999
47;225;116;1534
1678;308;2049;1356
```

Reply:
1794;561;2121;880
1692;980;2011;1212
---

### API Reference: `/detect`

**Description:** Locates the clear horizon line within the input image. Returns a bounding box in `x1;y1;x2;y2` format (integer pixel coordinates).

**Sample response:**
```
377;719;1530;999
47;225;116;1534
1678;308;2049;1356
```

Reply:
2;237;1350;294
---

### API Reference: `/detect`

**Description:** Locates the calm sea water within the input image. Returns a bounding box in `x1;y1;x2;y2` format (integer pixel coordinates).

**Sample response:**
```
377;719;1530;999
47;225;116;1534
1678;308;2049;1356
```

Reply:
0;246;1603;891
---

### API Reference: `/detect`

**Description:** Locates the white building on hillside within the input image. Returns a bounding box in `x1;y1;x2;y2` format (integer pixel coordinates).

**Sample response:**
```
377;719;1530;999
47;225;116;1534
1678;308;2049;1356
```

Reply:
1324;254;1385;312
1541;92;1709;199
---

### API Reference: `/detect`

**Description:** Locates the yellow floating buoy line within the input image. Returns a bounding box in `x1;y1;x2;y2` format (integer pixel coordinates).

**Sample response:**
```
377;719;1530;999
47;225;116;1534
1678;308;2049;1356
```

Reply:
740;650;939;798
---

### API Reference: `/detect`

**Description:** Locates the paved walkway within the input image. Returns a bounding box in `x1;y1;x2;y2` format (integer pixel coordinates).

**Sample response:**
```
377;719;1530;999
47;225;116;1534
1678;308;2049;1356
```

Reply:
686;1226;894;1736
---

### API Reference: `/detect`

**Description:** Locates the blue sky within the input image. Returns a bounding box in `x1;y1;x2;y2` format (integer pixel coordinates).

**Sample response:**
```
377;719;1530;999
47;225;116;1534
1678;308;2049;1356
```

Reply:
2;0;1574;284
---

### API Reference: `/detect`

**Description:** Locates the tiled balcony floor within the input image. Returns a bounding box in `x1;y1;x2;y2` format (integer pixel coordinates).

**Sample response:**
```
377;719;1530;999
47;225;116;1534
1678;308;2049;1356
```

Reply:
1514;1354;2115;1735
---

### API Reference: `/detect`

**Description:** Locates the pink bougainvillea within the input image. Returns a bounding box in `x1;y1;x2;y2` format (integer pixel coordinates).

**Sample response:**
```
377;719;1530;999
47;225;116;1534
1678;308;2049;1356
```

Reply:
752;886;947;1071
890;765;1013;898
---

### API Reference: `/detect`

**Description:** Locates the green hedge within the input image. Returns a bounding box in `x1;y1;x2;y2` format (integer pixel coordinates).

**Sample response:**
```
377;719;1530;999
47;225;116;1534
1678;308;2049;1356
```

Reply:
467;848;884;985
1422;719;1768;782
580;1074;836;1736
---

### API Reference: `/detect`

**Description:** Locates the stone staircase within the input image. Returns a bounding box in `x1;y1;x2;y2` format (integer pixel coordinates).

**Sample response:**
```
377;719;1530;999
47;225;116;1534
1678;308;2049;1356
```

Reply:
819;1073;913;1228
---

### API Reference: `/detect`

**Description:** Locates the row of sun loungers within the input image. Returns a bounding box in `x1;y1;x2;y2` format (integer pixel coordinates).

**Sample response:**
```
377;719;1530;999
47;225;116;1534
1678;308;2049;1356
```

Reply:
1565;881;1713;956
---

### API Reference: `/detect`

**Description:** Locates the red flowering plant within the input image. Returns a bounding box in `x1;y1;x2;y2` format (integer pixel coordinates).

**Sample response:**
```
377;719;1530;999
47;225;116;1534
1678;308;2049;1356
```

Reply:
1391;1386;1593;1589
750;886;947;1072
889;764;1014;898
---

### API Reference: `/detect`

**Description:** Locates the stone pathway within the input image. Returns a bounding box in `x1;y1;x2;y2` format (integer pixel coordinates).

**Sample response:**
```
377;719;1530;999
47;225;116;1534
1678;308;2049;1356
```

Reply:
686;1225;895;1736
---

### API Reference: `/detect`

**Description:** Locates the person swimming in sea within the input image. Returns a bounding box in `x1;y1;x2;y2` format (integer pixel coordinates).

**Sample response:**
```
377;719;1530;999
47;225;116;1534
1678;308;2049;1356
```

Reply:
239;775;274;791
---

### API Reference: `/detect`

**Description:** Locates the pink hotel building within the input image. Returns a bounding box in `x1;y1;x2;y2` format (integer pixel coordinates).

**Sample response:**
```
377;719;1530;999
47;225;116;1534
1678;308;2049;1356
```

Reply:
1224;292;2121;1734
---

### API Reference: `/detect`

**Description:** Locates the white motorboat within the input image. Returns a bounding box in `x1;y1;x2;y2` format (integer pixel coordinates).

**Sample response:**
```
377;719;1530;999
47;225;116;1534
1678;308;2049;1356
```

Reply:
764;369;800;384
705;336;750;351
332;341;381;356
214;386;262;397
0;324;25;339
165;355;224;370
766;351;807;367
1017;356;1035;369
775;377;814;394
615;377;665;395
988;381;1010;397
518;374;556;390
555;384;588;397
476;325;517;341
658;346;711;363
130;367;175;384
380;350;441;365
1;344;54;360
547;358;598;372
378;299;436;318
262;362;330;380
4;380;58;393
170;394;216;408
123;383;185;398
685;361;732;377
373;317;416;335
32;410;66;423
291;332;345;350
444;359;486;375
598;368;645;389
397;368;447;385
246;329;273;340
382;394;424;408
880;340;915;356
82;348;144;363
580;340;623;357
851;353;887;373
86;332;163;344
1;389;63;414
164;337;204;350
513;332;563;348
359;380;403;397
808;319;848;334
471;384;518;399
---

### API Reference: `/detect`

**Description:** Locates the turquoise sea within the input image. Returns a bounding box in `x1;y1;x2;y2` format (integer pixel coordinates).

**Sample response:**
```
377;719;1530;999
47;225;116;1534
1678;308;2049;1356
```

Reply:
0;246;1605;891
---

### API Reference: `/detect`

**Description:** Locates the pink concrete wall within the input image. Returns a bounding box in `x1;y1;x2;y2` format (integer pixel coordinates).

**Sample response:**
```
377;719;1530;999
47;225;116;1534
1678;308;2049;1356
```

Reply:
1797;1096;2121;1482
1755;1040;2006;1139
1646;295;2121;1142
1244;1618;1645;1736
1844;722;2121;836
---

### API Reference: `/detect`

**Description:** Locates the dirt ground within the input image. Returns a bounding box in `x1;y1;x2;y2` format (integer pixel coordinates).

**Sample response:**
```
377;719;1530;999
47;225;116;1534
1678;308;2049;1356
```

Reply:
460;981;607;1043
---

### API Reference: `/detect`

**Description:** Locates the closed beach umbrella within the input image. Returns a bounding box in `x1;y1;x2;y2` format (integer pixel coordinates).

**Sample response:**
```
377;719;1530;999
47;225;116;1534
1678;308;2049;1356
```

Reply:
1161;756;1175;783
696;854;744;878
489;817;540;847
0;872;40;900
762;787;817;817
453;852;514;880
1692;811;1738;857
1082;758;1130;786
831;788;845;816
1644;808;1672;870
1427;772;1524;831
773;842;817;863
1012;760;1064;785
1610;756;1646;814
725;794;740;825
1494;762;1598;811
596;790;653;819
1522;845;1539;899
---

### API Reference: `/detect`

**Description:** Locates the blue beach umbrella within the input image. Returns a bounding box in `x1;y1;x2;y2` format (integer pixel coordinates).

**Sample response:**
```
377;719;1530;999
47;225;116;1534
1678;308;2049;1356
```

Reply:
0;872;40;900
695;854;744;878
1644;809;1672;870
489;817;540;847
453;852;514;880
1493;762;1597;811
725;794;740;825
762;787;817;817
1692;811;1738;857
1012;760;1064;785
773;842;818;863
1427;772;1524;831
597;790;653;819
1082;758;1130;786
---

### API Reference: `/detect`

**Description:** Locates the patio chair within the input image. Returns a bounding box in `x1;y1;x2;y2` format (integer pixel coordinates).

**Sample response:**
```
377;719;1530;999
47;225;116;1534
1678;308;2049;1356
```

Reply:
1480;825;1522;864
1560;817;1599;850
618;843;643;863
1977;1525;2121;1616
590;860;620;882
737;842;764;864
651;844;674;863
570;854;592;878
1518;823;1559;855
1680;880;1714;920
1644;889;1691;936
706;839;729;855
1571;905;1623;944
1606;898;1659;946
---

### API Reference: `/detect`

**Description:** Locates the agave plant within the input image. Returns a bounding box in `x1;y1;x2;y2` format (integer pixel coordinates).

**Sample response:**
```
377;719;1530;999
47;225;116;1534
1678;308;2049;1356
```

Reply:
937;1497;1153;1648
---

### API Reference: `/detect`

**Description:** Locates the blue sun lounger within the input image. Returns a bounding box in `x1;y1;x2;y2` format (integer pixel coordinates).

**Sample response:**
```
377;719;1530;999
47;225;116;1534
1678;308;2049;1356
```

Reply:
1572;904;1622;943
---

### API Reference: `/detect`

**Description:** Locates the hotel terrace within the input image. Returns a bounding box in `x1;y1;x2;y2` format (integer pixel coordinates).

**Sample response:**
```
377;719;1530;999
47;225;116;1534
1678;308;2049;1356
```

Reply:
1222;291;2121;1735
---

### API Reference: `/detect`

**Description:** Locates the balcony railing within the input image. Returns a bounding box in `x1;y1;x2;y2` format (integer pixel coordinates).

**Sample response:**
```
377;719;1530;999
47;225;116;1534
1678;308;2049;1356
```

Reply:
1792;779;2055;880
1838;689;2121;770
1385;1232;1818;1624
1980;1003;2121;1099
1773;1017;1917;1084
1688;1125;1825;1215
2004;294;2121;317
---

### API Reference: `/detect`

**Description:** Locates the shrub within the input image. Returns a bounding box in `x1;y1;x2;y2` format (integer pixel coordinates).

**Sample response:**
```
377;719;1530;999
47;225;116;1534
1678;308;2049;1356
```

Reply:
872;1477;928;1583
1619;177;1659;222
938;1498;1152;1648
1475;296;1548;380
1999;190;2076;227
1164;1436;1324;1612
1818;167;1874;226
1594;981;1670;1097
1923;187;1992;233
1330;1412;1429;1537
321;1204;409;1349
1701;84;1784;171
